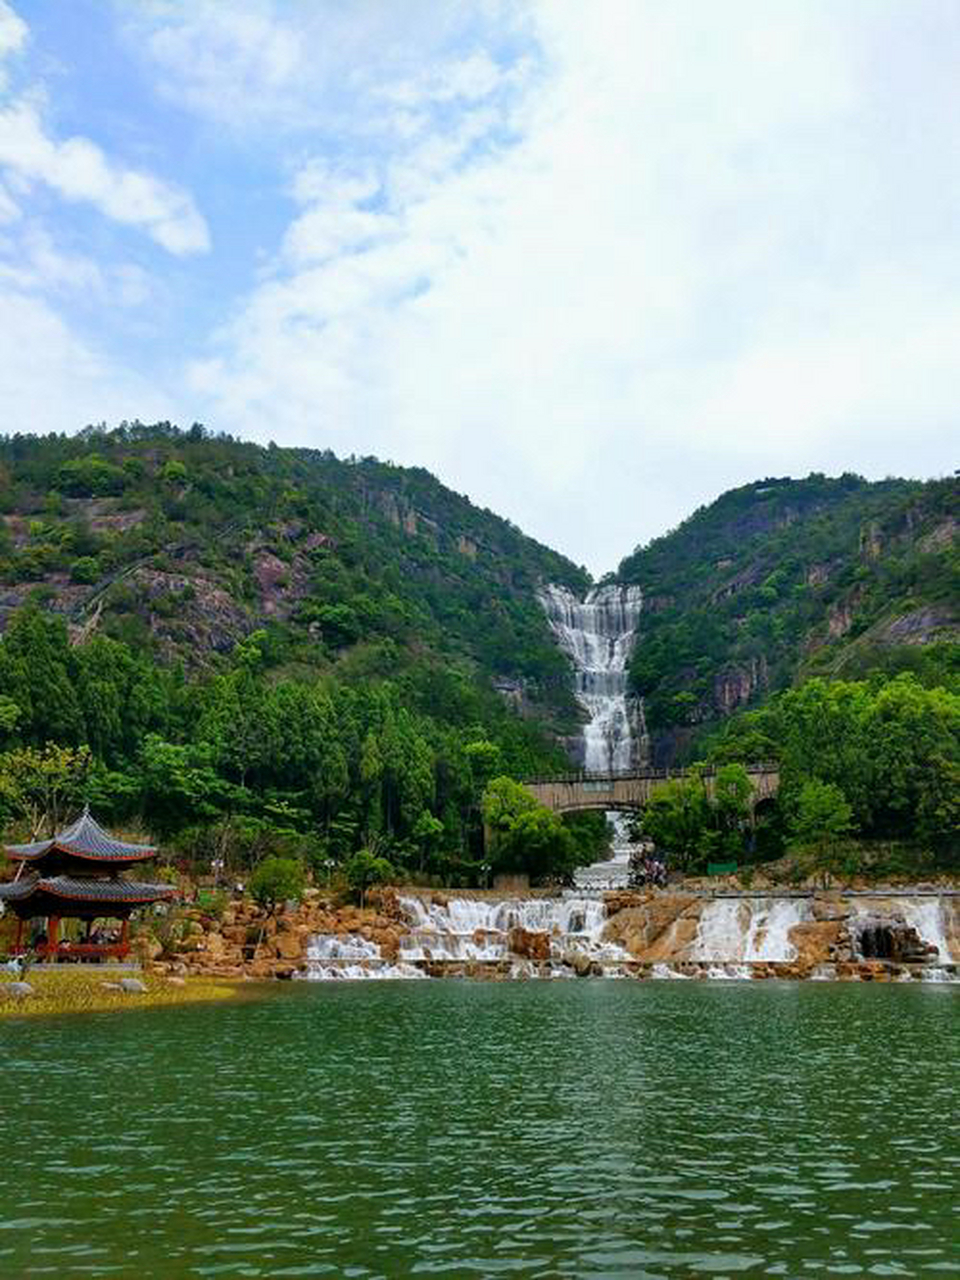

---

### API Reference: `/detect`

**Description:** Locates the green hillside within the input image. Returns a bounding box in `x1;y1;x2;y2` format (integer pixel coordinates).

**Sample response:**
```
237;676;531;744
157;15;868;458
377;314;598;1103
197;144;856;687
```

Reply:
618;473;958;759
0;422;588;724
0;423;602;886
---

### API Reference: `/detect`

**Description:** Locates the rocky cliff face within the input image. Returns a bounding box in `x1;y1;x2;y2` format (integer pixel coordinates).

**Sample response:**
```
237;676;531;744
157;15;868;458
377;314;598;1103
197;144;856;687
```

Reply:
618;474;957;747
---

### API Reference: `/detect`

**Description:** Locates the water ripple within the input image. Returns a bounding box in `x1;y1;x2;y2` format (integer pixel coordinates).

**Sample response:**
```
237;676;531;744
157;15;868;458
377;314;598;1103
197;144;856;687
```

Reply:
1;981;957;1277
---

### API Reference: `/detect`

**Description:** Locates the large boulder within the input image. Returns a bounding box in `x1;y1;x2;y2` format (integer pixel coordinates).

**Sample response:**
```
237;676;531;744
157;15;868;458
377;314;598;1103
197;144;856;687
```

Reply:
604;894;700;961
273;931;306;962
509;927;551;962
788;921;843;969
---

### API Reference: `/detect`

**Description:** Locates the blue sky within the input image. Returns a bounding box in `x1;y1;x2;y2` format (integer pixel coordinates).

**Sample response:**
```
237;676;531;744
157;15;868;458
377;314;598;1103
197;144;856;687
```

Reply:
0;1;956;575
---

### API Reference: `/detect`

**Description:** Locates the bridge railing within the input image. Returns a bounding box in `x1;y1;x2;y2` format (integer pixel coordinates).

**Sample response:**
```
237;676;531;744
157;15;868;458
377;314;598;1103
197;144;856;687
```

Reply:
524;762;779;786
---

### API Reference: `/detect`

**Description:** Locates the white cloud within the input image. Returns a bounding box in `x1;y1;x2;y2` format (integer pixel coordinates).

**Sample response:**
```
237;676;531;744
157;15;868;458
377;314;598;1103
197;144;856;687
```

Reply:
182;0;959;573
0;99;209;255
0;224;154;307
0;0;26;72
0;288;171;434
121;1;529;132
0;177;17;222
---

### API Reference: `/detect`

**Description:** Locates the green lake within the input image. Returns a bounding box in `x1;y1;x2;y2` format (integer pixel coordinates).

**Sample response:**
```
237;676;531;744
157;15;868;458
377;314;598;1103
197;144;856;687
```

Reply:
1;980;958;1277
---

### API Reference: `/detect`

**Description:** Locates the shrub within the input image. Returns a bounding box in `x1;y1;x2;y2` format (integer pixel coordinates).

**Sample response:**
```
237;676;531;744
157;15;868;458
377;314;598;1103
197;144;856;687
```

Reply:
248;857;306;911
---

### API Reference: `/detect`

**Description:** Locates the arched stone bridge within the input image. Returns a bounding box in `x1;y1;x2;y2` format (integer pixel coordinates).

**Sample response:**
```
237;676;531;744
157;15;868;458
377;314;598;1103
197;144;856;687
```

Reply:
525;764;780;815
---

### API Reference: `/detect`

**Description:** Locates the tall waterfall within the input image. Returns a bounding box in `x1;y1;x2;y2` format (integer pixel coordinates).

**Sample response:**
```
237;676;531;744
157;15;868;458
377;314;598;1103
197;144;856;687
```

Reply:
537;583;646;772
538;583;646;887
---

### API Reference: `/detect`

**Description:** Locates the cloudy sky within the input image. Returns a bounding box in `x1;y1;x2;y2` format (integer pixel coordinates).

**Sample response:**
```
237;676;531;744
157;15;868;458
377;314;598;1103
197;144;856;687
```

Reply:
0;1;956;574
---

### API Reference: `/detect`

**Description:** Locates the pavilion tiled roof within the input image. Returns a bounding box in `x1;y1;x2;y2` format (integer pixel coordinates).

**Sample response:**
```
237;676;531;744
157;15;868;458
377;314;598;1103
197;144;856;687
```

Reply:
0;874;176;905
5;808;157;863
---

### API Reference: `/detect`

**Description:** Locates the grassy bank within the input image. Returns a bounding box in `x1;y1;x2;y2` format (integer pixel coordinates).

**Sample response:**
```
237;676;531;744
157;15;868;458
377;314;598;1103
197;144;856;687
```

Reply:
0;970;257;1018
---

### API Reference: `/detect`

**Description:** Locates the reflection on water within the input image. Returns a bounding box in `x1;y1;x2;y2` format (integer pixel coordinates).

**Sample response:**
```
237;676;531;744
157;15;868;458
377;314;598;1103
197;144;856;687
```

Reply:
1;982;957;1277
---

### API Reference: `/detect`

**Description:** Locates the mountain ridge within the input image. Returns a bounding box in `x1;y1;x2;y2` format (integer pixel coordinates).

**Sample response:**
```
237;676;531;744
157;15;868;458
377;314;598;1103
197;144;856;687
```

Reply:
0;425;955;764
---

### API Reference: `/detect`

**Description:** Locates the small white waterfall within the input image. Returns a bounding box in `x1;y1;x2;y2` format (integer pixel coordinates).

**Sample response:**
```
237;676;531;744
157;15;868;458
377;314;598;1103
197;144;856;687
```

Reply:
690;897;810;963
304;935;426;981
302;896;631;980
897;898;955;961
398;895;630;967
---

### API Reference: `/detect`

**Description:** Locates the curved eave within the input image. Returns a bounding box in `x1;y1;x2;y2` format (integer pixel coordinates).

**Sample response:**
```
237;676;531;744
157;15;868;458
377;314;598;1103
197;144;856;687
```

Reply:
7;843;157;864
42;886;177;905
0;877;177;906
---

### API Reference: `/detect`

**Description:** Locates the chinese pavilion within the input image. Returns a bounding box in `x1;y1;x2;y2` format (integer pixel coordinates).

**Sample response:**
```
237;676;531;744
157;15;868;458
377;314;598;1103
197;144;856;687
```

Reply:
0;808;176;961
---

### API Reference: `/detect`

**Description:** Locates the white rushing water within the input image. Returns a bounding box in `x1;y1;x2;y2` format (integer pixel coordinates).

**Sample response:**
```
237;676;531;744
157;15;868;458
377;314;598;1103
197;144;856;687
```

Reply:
538;583;645;888
895;898;955;960
538;583;645;773
302;895;631;980
304;935;427;980
690;897;812;963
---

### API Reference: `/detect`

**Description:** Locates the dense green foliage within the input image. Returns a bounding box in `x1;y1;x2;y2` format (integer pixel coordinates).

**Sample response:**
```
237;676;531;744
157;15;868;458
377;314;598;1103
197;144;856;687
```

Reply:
248;856;306;910
0;605;595;885
619;474;957;742
481;776;582;883
0;427;954;885
0;423;611;886
0;422;588;730
344;850;397;905
638;764;752;872
708;674;959;870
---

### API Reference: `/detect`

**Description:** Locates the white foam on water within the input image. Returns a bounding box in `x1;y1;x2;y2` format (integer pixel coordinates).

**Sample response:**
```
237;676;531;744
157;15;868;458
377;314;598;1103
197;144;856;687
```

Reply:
305;896;630;979
692;897;810;963
650;963;691;980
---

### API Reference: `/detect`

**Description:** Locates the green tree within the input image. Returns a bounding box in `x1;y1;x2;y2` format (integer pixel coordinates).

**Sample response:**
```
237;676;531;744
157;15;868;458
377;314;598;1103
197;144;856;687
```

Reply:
344;849;395;907
640;775;713;871
248;856;306;911
480;776;578;882
789;779;854;886
0;743;92;837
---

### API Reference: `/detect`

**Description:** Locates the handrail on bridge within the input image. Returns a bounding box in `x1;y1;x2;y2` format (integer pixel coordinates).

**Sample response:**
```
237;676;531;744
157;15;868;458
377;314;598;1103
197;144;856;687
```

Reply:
524;762;780;786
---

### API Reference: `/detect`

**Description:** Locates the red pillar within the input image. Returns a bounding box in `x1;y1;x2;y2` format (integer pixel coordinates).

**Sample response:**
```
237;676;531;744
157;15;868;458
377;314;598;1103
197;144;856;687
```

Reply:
14;917;23;954
47;915;60;959
119;918;130;957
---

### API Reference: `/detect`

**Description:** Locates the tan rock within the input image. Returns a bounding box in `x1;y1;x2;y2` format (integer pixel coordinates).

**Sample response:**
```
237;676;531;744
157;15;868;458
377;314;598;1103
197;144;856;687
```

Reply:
509;927;551;962
274;931;305;961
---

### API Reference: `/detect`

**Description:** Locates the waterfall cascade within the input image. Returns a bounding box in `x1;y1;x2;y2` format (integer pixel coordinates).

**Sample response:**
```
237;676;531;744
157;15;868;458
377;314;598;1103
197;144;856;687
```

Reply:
302;892;959;981
537;583;646;773
304;894;631;980
690;897;810;963
538;583;646;887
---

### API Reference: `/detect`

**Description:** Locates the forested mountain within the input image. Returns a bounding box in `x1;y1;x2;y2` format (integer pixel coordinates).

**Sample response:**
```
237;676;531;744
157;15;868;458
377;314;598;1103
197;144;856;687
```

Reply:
0;424;954;884
0;422;588;727
0;423;600;885
618;473;957;760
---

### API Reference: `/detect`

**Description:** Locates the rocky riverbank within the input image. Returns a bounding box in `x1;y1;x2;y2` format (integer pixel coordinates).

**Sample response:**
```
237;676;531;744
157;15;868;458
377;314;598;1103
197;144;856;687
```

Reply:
145;890;410;981
151;886;960;983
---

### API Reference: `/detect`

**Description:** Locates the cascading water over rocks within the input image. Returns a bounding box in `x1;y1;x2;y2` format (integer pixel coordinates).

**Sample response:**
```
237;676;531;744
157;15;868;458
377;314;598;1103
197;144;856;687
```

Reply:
304;894;631;980
300;892;959;982
537;584;646;772
538;583;646;887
